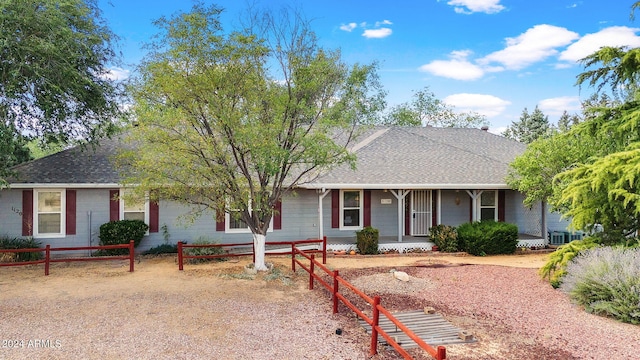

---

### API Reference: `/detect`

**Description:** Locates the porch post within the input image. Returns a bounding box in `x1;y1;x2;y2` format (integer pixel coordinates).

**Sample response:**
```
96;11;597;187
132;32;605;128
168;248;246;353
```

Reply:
390;190;410;242
466;190;483;222
541;200;547;243
317;189;330;240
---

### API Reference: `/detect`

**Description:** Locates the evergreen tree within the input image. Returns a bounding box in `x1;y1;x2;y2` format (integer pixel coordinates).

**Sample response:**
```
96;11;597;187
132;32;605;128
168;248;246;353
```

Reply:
503;106;550;143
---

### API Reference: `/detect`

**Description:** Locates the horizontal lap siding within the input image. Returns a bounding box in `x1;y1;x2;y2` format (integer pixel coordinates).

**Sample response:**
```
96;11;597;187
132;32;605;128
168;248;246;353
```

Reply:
439;190;471;227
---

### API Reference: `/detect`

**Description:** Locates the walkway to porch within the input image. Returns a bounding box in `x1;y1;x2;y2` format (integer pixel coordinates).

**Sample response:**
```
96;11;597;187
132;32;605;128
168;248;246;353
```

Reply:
326;233;546;253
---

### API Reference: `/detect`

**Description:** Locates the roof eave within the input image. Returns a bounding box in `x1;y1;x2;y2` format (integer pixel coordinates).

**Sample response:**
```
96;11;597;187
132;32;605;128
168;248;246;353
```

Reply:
297;183;513;190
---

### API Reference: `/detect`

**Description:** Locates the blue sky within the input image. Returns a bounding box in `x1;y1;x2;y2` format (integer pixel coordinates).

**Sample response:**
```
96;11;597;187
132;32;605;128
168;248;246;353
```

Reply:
99;0;640;133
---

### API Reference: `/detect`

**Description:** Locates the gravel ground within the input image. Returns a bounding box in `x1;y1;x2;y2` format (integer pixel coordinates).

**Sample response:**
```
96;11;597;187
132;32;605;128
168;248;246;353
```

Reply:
0;258;370;360
342;264;640;360
2;255;639;360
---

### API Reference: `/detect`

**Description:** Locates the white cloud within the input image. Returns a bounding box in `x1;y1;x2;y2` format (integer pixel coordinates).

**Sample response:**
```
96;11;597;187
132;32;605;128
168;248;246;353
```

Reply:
362;28;392;39
443;93;511;118
375;19;393;27
538;96;581;117
447;0;505;14
418;50;484;80
479;24;579;70
102;67;130;81
559;26;640;62
340;22;357;32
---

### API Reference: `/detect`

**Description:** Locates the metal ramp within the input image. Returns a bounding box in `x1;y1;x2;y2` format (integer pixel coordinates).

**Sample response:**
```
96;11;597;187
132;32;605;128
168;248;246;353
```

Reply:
358;310;476;349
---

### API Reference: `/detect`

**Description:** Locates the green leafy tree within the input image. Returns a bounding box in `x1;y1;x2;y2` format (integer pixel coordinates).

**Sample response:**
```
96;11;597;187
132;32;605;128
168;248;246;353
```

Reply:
121;4;385;271
385;87;487;127
0;122;31;186
0;0;124;181
503;106;551;143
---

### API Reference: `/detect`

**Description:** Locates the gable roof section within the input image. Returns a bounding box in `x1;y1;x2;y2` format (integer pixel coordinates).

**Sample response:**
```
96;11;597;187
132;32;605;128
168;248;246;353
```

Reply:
8;136;126;187
300;127;526;189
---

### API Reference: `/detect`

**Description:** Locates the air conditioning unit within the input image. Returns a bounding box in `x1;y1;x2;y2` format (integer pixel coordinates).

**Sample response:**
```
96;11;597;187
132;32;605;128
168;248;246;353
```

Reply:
549;232;565;245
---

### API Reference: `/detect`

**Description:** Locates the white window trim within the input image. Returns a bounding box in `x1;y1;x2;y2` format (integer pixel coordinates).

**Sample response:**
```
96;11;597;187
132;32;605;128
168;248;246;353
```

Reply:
478;190;498;221
33;189;66;238
225;202;273;234
119;188;150;230
340;189;363;230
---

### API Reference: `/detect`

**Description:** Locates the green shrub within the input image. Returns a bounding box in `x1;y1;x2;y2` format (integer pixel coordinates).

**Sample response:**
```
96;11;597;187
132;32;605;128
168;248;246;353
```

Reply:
539;237;599;288
143;243;178;255
429;225;459;252
560;247;640;324
356;226;379;255
185;237;226;263
98;220;148;255
457;221;518;256
0;237;43;262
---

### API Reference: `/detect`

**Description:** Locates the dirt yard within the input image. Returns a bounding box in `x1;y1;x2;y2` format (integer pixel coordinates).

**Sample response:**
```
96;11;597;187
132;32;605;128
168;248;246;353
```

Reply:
1;252;638;359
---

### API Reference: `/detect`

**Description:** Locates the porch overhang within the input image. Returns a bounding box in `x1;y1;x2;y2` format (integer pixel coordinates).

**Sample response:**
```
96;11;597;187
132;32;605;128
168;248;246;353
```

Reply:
299;183;512;190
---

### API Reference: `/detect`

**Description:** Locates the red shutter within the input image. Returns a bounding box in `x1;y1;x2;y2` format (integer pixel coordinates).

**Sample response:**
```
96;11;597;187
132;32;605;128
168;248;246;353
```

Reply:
498;190;506;222
363;190;371;227
273;199;282;230
431;191;437;227
149;199;159;233
66;190;76;235
109;189;119;222
22;190;33;236
216;212;225;231
331;190;339;228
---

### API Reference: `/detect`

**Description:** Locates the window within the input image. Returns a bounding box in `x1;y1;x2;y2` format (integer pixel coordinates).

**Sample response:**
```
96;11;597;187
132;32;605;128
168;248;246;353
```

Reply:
479;190;497;221
340;190;362;229
120;189;149;224
225;202;273;233
34;189;65;237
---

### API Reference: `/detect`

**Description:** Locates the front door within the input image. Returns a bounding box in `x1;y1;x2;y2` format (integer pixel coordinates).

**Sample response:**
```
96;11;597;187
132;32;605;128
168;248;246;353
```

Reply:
411;190;432;236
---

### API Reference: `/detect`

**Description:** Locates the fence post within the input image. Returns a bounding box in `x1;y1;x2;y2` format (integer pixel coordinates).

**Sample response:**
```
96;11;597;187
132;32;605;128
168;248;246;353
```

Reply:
333;270;339;314
370;296;381;356
436;345;447;360
291;243;296;272
129;240;135;272
45;245;50;276
309;254;315;290
177;242;184;271
322;236;327;264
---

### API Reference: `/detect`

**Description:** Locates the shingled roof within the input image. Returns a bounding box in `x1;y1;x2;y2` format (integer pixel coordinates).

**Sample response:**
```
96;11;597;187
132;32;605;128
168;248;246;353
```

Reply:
8;126;525;189
300;126;526;189
8;135;127;186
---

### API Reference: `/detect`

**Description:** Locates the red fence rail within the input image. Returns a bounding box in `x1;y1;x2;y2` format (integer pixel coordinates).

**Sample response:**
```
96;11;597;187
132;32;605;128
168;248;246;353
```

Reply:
0;241;135;275
292;247;446;360
177;237;326;271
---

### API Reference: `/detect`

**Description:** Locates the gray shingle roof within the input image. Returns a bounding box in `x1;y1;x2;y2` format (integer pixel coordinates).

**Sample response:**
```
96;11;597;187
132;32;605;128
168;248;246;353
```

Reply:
8;135;127;185
303;126;526;189
8;127;526;188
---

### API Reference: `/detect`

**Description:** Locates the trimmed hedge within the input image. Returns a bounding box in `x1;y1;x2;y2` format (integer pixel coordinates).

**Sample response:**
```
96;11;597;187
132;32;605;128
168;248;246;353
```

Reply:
429;224;459;252
356;226;379;255
457;221;518;256
98;220;148;255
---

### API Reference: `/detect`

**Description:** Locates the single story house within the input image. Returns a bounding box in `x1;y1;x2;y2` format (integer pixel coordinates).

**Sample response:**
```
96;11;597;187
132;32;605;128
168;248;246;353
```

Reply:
0;126;570;253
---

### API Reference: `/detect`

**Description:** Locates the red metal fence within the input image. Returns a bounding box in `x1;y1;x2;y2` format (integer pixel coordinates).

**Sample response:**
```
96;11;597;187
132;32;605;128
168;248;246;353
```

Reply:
177;237;327;270
292;247;447;360
0;241;135;275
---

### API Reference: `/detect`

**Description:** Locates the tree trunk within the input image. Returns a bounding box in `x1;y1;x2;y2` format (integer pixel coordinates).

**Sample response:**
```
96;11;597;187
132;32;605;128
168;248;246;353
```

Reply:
252;233;268;271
